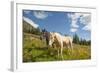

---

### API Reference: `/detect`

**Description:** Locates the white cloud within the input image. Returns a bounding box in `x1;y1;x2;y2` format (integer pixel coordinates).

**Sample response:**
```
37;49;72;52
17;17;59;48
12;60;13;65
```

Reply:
67;13;91;32
23;10;31;14
23;16;39;28
82;23;91;31
71;20;79;28
80;14;91;31
33;11;48;19
67;13;81;33
79;14;91;25
70;28;78;32
67;13;82;28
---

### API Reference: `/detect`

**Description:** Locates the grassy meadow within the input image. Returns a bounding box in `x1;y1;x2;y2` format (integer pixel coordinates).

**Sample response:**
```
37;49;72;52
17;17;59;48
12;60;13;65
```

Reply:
23;33;91;62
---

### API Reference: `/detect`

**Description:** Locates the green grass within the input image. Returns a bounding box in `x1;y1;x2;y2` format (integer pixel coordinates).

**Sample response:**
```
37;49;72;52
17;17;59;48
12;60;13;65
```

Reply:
23;33;91;62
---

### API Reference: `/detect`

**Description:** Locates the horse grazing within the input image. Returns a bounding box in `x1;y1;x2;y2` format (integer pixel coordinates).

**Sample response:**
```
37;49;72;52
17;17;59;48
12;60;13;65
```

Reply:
48;32;73;59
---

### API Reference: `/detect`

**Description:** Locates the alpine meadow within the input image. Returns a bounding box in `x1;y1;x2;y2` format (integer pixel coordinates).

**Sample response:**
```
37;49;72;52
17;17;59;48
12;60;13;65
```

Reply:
23;10;91;62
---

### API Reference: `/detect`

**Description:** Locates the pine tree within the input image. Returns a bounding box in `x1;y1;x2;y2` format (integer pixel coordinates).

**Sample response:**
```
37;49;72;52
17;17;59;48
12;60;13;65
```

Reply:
73;33;80;44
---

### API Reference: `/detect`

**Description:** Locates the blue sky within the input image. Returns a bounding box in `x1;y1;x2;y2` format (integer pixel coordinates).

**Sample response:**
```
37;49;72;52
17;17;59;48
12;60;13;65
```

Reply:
23;10;91;40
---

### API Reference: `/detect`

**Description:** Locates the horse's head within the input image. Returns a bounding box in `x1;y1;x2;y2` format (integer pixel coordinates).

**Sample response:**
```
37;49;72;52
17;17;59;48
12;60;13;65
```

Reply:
49;32;55;47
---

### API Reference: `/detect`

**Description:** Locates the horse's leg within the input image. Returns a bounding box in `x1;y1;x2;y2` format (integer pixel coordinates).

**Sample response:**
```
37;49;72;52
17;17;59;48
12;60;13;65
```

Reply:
70;41;73;54
61;48;64;60
57;49;59;58
67;45;70;49
66;42;70;55
60;42;64;60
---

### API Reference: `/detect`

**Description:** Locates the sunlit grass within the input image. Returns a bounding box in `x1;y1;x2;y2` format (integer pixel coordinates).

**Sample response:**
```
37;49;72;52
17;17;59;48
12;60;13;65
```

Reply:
23;33;91;62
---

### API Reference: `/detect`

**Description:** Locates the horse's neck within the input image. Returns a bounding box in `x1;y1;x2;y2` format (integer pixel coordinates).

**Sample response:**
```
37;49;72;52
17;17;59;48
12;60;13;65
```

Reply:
54;34;62;42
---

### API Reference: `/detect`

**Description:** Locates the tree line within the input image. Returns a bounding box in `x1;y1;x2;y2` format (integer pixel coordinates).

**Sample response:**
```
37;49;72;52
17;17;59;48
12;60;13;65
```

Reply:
23;20;91;45
73;34;91;45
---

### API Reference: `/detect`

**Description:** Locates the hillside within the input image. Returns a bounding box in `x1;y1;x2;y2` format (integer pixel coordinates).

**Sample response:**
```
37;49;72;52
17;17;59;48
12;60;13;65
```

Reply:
23;20;41;35
23;33;91;62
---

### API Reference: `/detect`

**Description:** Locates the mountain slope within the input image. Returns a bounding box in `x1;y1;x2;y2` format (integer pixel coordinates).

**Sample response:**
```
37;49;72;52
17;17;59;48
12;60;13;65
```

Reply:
23;17;39;28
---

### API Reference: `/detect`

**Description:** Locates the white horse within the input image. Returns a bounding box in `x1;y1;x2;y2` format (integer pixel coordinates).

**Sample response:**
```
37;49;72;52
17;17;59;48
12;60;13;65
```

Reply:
49;32;73;59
